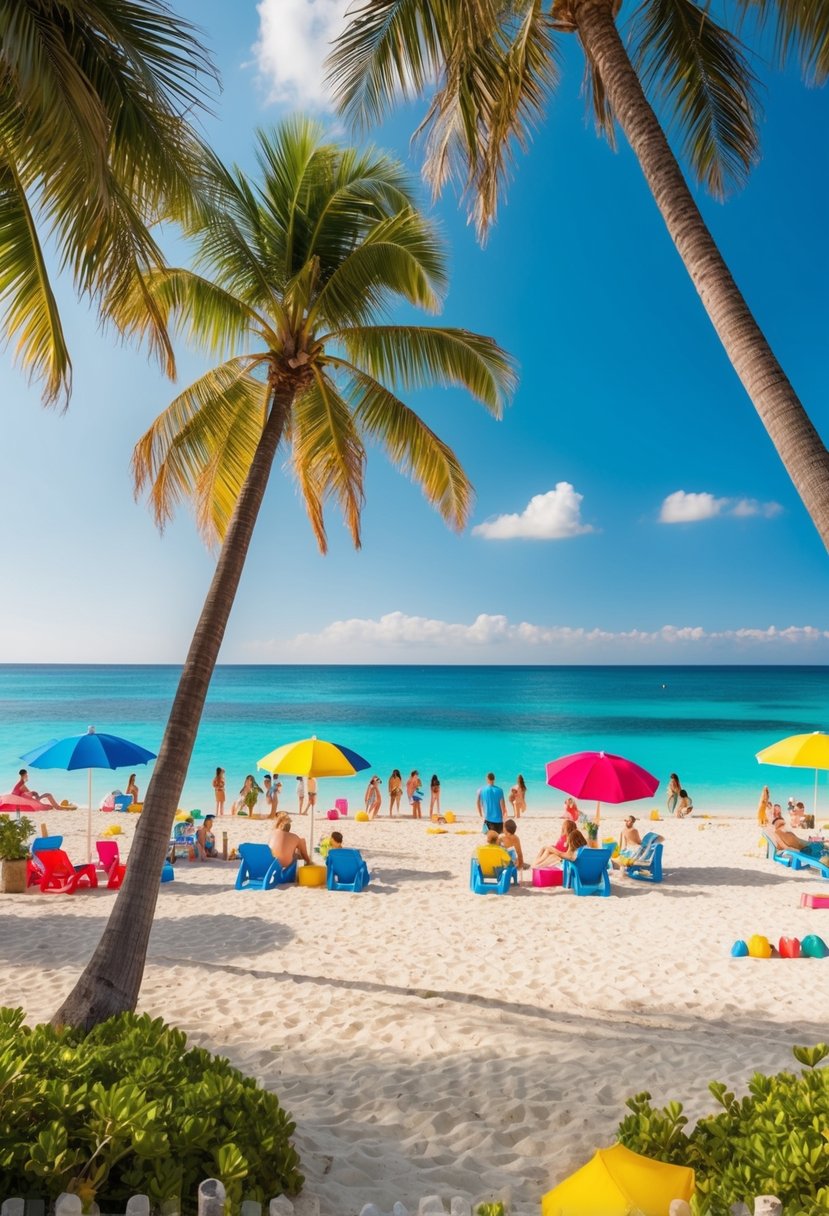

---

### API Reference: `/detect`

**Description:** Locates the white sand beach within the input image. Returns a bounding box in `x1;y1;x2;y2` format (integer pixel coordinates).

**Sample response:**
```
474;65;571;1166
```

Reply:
4;810;829;1214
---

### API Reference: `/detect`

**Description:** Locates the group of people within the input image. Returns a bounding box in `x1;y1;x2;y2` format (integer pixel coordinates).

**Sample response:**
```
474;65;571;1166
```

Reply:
361;770;528;821
756;784;813;829
666;773;693;818
211;769;319;819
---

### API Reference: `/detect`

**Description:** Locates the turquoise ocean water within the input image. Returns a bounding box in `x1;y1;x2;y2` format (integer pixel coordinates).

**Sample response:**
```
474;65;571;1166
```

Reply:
1;665;828;817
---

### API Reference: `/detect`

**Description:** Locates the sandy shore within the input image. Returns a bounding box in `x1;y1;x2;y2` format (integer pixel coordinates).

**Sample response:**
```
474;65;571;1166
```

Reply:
4;809;829;1213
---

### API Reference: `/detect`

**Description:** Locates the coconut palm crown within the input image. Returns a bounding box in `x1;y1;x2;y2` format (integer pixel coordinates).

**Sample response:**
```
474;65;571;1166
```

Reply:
0;0;216;406
53;118;515;1030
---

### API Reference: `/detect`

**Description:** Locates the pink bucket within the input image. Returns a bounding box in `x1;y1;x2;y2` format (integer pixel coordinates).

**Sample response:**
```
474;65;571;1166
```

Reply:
335;798;348;816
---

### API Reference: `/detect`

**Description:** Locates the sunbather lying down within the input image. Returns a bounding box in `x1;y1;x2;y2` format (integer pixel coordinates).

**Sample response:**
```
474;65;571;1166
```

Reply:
771;816;829;863
12;769;70;809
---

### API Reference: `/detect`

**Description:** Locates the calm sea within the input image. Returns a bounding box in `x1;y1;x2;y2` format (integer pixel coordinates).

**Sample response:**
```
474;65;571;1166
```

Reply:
1;665;827;816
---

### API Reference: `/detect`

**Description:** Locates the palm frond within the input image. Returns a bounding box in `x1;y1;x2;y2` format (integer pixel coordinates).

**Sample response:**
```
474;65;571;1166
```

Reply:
309;209;447;329
735;0;829;85
290;367;366;553
628;0;760;197
0;154;71;405
132;356;268;534
350;367;473;529
328;325;517;415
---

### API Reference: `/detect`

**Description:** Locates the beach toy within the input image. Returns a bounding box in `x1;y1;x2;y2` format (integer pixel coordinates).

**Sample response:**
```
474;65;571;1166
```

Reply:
426;827;447;835
160;862;175;883
128;802;142;813
355;811;369;822
175;810;189;821
748;935;772;958
102;823;123;837
444;811;456;823
327;809;339;820
297;864;326;887
801;934;828;958
778;937;801;958
335;798;348;816
730;939;749;957
649;810;661;821
533;867;563;888
191;808;203;819
801;892;829;909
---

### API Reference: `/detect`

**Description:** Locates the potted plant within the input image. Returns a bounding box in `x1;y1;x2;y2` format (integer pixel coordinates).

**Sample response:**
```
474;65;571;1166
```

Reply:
0;815;35;893
585;820;600;847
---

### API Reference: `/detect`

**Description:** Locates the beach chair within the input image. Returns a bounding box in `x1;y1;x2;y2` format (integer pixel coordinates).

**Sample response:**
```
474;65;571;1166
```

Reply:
96;840;126;889
34;849;97;894
26;835;63;887
168;821;196;862
234;842;297;890
563;846;613;897
792;851;829;880
470;845;518;894
626;834;664;883
761;830;805;870
326;847;371;891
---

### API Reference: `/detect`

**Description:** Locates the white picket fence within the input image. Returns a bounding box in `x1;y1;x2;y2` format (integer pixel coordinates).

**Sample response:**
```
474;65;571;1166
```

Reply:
0;1187;787;1216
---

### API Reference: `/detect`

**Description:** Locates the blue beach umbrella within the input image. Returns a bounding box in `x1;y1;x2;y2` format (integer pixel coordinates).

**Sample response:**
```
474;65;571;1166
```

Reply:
22;726;156;861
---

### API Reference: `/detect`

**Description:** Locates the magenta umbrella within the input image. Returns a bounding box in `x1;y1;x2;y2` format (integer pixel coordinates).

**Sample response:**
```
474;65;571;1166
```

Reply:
545;750;659;824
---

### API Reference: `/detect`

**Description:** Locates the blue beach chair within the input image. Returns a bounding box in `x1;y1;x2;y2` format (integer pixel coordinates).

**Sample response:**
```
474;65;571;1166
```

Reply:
326;847;371;891
563;846;613;897
469;845;518;894
627;833;664;883
761;830;805;870
235;842;297;890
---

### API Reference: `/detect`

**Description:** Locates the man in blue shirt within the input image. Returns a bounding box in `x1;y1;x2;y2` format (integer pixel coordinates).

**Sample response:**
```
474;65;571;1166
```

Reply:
477;772;506;833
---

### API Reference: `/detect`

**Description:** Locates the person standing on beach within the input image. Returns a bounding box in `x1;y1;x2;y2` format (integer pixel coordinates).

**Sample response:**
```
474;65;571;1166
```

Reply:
757;785;772;826
666;773;681;817
296;776;306;815
509;774;527;817
212;767;226;816
307;776;318;816
429;774;441;819
477;772;506;834
407;770;423;818
263;774;275;815
365;775;382;819
388;769;403;816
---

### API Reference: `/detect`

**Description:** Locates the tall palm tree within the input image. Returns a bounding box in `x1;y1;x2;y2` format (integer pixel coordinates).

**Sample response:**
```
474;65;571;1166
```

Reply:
0;0;216;406
54;117;515;1029
327;0;829;550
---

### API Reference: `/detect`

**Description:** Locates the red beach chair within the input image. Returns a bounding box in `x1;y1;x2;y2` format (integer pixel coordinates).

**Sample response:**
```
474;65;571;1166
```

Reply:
35;849;98;894
96;840;126;889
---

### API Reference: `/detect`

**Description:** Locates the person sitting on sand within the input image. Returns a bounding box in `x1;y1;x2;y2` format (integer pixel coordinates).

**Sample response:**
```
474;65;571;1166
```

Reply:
499;819;525;869
12;769;62;809
533;819;587;867
329;830;344;849
196;814;219;861
770;816;829;862
676;789;694;818
268;815;312;868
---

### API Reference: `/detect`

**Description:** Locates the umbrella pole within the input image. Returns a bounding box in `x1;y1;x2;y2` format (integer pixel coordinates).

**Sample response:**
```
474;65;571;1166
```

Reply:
815;768;819;820
309;794;315;863
87;769;93;864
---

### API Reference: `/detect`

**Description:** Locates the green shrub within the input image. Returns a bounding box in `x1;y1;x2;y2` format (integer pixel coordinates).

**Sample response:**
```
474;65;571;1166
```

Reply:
0;1008;303;1213
617;1044;829;1215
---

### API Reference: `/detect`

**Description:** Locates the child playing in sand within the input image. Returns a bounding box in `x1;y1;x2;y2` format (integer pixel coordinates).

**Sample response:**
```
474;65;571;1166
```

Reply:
499;819;525;868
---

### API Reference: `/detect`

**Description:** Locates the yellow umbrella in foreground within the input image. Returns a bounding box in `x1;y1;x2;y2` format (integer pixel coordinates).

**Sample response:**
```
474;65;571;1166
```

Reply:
542;1143;694;1216
257;736;370;856
756;731;829;817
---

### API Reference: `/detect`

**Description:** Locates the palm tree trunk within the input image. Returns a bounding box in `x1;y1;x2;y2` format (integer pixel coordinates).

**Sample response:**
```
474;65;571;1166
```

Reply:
53;387;294;1030
573;0;829;551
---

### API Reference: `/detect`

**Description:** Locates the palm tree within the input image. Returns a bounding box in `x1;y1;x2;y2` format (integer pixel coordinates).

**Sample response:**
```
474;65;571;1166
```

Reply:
53;117;516;1029
0;0;216;406
327;0;829;550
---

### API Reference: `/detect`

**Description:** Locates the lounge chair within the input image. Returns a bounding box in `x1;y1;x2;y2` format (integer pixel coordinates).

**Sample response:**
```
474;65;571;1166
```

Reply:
234;842;297;890
626;833;663;883
761;830;805;870
96;840;126;889
470;845;518;895
26;835;63;887
326;847;370;891
563;846;613;897
792;851;829;880
168;821;196;862
33;849;97;894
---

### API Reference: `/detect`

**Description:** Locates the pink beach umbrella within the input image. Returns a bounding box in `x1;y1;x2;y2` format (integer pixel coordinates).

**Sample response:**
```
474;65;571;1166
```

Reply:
545;750;659;824
0;793;70;816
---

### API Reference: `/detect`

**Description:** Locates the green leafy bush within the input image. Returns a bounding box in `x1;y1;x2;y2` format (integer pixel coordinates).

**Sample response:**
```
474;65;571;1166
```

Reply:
0;815;35;860
0;1008;303;1212
617;1043;829;1215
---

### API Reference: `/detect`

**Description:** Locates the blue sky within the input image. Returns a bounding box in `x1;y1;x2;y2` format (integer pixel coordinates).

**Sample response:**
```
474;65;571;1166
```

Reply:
1;0;827;664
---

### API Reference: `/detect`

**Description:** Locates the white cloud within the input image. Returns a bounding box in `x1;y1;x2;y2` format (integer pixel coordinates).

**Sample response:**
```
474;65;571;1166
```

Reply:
660;490;782;524
253;0;349;107
472;483;595;541
244;612;829;663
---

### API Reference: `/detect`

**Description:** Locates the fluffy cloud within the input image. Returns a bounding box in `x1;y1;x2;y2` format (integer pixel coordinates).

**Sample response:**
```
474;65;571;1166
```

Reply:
472;483;595;541
253;0;349;107
244;613;829;663
660;490;782;524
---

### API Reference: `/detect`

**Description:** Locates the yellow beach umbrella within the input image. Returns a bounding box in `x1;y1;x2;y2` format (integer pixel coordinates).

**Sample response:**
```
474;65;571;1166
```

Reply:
542;1143;694;1216
756;731;829;816
257;736;370;853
